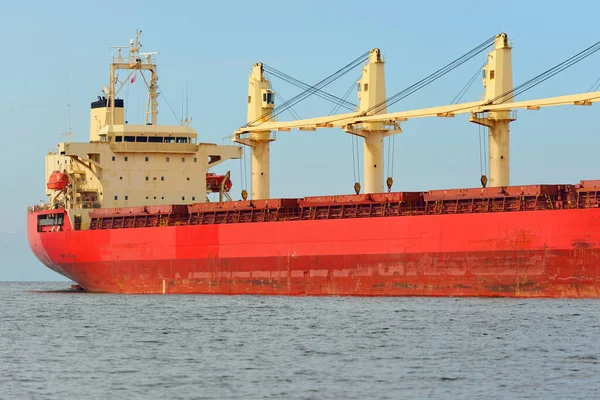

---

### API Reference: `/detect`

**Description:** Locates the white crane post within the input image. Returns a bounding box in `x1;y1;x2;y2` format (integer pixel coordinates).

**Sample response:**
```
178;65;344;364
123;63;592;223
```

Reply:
473;33;514;187
358;49;388;193
244;63;274;200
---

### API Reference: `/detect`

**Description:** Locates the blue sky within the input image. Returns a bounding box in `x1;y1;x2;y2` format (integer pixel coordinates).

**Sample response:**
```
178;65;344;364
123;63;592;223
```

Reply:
2;0;600;280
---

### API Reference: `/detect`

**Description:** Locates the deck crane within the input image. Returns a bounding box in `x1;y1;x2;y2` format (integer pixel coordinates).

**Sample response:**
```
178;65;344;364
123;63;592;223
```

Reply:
234;33;600;197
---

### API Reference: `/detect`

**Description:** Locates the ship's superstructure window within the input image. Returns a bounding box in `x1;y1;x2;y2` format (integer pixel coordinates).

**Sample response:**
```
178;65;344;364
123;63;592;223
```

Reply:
364;83;369;91
176;137;187;143
182;196;185;201
161;177;164;181
112;156;115;161
187;177;190;181
149;136;162;143
136;137;147;143
115;136;123;142
125;196;128;200
124;136;135;142
124;156;128;161
192;197;195;201
114;196;118;200
145;157;149;162
145;176;149;181
164;137;175;143
193;158;197;163
181;157;185;162
166;157;170;162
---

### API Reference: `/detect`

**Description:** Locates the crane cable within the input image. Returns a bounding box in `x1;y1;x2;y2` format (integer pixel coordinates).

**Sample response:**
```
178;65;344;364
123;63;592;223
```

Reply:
256;52;368;125
491;38;600;104
263;65;357;111
330;75;361;116
360;36;497;117
451;62;487;105
269;82;301;120
242;51;370;128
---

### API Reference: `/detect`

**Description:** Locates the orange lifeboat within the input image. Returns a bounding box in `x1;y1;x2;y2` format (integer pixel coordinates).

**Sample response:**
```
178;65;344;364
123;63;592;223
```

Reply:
47;171;69;191
206;173;232;193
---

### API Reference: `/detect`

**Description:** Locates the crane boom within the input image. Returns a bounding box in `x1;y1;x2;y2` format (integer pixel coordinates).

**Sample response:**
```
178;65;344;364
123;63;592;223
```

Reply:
235;91;600;134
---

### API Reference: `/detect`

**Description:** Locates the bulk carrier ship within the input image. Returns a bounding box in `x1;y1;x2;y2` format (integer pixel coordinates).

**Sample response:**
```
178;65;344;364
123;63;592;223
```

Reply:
27;32;600;296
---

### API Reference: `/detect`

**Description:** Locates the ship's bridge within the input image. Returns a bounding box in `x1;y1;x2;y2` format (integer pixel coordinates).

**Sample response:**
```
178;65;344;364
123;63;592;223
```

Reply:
98;124;200;153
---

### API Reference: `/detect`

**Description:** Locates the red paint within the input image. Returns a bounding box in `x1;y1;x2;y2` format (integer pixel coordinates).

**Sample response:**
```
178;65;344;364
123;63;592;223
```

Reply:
26;188;600;296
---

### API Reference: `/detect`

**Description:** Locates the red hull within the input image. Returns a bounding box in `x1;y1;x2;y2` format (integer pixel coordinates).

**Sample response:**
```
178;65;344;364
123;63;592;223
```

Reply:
27;208;600;297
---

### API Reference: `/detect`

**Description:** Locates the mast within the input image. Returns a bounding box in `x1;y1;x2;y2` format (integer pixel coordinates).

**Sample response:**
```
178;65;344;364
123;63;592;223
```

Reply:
107;30;159;127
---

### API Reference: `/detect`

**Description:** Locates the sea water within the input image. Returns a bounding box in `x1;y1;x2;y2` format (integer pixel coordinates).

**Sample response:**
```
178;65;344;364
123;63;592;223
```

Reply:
1;282;600;399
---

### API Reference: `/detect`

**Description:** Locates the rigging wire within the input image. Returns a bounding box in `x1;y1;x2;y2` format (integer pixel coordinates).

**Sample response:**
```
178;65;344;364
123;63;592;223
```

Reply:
330;75;361;116
243;51;370;128
351;134;357;184
391;134;396;180
361;36;497;116
270;82;301;120
158;90;183;124
450;62;487;105
588;76;600;92
263;65;357;111
124;76;130;123
355;134;361;185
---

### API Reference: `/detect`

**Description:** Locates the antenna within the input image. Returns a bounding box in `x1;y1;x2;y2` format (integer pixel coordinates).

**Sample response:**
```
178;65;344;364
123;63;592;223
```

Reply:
62;75;76;143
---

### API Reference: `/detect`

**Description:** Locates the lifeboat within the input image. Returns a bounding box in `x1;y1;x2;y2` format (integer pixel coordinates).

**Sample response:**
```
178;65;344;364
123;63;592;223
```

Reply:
206;173;232;193
47;171;69;191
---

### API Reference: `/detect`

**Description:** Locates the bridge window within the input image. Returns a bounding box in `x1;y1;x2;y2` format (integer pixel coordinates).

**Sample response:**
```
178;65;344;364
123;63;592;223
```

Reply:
124;136;135;142
266;93;274;105
115;136;123;142
149;136;163;143
176;137;187;143
164;137;175;143
136;136;148;143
